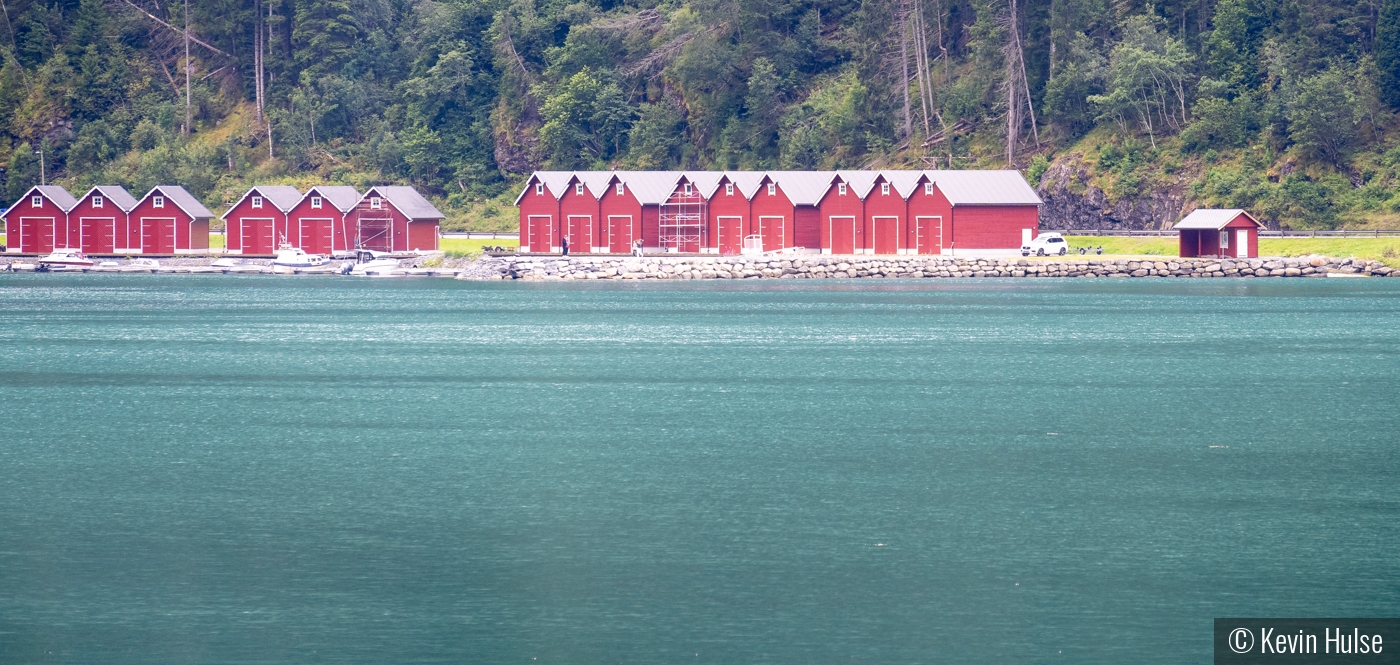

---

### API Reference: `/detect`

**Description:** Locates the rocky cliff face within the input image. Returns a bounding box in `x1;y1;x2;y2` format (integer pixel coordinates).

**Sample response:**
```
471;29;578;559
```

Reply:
1035;153;1188;231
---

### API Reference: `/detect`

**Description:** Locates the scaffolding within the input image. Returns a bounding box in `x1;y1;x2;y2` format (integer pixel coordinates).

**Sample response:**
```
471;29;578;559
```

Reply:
659;192;707;253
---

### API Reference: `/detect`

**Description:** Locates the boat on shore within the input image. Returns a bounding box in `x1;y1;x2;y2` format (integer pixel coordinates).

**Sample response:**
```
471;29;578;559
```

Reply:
272;242;332;274
38;250;95;268
120;258;161;273
347;249;403;276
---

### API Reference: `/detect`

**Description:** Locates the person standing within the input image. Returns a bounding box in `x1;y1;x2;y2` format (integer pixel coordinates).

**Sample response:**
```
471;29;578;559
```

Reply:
632;239;642;257
562;234;569;256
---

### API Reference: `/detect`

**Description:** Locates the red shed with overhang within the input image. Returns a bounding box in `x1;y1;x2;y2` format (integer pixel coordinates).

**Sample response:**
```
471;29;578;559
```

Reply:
1174;209;1263;259
926;170;1041;256
223;185;302;255
597;173;645;253
129;186;212;254
69;186;139;254
516;172;576;253
350;186;444;252
907;173;952;255
555;174;602;254
819;171;875;255
4;185;77;253
750;175;797;252
287;185;360;255
863;172;913;255
709;172;763;255
769;172;831;254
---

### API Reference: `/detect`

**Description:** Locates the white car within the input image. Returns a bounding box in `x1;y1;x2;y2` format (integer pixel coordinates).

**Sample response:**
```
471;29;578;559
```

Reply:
1022;233;1069;256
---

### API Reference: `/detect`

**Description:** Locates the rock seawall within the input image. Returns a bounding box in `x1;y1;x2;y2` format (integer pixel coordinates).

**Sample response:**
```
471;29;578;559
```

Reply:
460;255;1396;280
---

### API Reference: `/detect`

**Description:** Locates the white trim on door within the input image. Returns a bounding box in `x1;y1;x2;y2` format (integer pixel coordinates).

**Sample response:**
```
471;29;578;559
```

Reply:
827;215;856;255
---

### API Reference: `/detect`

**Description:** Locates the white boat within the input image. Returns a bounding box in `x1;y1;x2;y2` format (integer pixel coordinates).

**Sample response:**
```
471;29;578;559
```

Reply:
188;265;225;274
92;261;121;272
294;264;338;275
49;264;88;272
10;262;37;271
210;258;242;269
226;263;269;274
39;250;95;267
156;265;191;273
272;242;332;273
120;258;161;273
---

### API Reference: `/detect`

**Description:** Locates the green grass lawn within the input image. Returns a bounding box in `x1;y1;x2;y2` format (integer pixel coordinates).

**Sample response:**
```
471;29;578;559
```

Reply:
441;236;519;257
1065;235;1400;268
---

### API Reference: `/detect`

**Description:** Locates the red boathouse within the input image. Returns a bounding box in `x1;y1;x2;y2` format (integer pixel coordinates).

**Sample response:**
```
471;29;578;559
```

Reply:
223;185;303;255
924;171;1042;257
349;186;443;252
4;186;78;253
69;186;139;254
129;186;213;254
1174;209;1263;259
287;186;361;255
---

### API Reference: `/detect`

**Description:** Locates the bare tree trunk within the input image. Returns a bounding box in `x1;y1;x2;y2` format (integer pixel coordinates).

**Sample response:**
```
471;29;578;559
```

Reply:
183;0;190;135
912;0;934;138
265;0;274;158
254;0;263;123
899;0;913;141
1009;0;1039;150
1006;74;1017;164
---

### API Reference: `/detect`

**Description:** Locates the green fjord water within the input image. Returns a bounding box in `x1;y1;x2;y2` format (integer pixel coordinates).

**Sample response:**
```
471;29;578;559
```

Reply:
1;275;1398;664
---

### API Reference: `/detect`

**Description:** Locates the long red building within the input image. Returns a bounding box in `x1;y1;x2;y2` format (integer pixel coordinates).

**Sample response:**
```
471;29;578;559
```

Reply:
516;170;1042;256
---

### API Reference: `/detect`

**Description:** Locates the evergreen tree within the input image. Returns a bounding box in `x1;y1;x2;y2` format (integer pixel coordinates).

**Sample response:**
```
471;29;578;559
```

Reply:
1378;0;1400;108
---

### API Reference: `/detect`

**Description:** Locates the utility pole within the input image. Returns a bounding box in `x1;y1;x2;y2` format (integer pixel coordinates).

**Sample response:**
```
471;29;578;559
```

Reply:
184;0;191;135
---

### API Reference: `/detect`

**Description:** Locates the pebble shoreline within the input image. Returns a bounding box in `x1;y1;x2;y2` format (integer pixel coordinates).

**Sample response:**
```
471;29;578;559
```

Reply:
473;254;1397;280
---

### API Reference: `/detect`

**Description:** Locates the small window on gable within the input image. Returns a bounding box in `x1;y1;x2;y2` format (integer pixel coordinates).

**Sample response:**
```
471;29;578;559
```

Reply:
575;183;584;195
252;196;263;209
767;183;776;196
616;183;624;195
311;197;323;209
535;183;544;195
153;196;165;208
684;183;693;196
881;182;890;195
924;182;933;195
726;183;734;196
93;196;104;208
838;183;847;196
31;195;42;207
1219;230;1230;248
371;197;382;209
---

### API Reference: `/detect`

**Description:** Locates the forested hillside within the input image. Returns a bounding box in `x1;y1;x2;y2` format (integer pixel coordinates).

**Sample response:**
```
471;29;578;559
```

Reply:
3;0;1400;229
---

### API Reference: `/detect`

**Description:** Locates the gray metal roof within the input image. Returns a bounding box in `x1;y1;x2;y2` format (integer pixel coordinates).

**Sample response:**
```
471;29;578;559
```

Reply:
577;171;614;199
367;186;446;220
147;185;214;218
923;170;1042;205
882;171;924;199
726;172;767;199
686;171;725;199
223;185;303;217
834;171;879;198
305;185;361;212
512;171;579;203
617;171;684;204
1174;208;1262;230
17;185;80;211
87;185;139;211
516;169;1042;207
768;171;836;205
